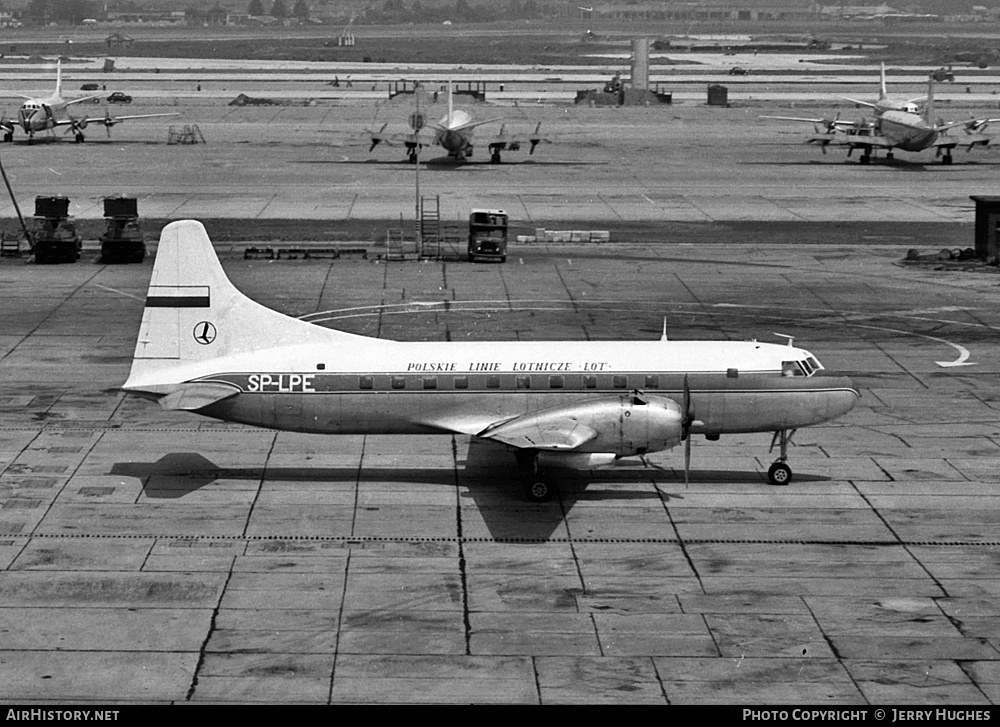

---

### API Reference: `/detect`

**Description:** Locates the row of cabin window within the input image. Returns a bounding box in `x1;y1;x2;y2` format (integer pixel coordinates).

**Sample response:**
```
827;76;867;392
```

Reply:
357;374;664;390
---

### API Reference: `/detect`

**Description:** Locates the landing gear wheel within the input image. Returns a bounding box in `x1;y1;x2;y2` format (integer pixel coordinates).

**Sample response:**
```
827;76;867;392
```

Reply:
942;154;953;165
490;151;501;164
523;474;555;502
74;133;84;143
860;154;871;165
768;462;792;487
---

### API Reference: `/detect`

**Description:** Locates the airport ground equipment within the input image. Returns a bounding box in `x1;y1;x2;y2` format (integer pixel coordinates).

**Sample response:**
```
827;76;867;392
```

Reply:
468;208;508;263
99;196;145;264
0;231;21;257
167;125;205;144
31;196;81;265
418;195;460;260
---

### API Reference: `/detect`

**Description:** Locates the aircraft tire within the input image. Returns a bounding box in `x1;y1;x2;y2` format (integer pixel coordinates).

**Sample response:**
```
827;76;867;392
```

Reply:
523;474;554;503
767;462;792;487
943;155;953;165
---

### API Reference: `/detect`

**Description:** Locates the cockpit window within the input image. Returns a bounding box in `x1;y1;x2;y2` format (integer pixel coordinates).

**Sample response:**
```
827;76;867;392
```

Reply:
782;361;804;377
783;359;819;377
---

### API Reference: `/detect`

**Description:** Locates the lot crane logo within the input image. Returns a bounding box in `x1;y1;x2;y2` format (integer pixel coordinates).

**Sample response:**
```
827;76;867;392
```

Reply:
193;321;217;345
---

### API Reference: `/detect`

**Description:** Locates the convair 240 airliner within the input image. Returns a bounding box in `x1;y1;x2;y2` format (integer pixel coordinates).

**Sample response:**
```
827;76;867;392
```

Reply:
123;221;859;501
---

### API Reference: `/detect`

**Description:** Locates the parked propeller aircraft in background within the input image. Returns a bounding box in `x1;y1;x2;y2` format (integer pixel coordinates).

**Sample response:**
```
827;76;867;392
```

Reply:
368;82;547;163
0;61;178;143
762;63;1000;164
122;220;859;502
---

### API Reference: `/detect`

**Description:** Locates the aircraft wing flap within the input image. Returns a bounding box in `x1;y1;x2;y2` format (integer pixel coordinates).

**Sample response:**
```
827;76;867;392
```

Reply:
806;133;892;149
477;414;598;451
931;135;989;149
159;382;241;411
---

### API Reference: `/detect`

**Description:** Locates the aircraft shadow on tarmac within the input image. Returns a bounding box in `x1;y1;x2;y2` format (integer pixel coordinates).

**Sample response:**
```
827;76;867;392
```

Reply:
5;139;171;147
111;445;827;541
298;157;597;168
747;157;996;170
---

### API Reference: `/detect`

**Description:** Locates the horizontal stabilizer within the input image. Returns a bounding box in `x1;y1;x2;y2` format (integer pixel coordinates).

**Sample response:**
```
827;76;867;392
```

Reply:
159;382;240;411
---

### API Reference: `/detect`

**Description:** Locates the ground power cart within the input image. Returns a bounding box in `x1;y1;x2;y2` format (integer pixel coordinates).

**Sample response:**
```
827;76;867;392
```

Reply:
99;196;145;263
468;208;508;263
32;196;81;265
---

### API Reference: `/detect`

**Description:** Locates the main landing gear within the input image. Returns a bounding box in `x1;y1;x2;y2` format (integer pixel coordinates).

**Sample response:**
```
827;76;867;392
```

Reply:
515;449;555;502
767;429;796;486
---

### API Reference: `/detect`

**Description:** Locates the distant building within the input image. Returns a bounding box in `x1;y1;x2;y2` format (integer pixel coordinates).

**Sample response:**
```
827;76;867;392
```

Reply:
819;4;900;16
593;2;822;22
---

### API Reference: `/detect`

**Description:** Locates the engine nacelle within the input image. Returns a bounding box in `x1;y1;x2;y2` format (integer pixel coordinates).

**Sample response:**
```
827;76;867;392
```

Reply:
77;119;89;130
616;395;684;456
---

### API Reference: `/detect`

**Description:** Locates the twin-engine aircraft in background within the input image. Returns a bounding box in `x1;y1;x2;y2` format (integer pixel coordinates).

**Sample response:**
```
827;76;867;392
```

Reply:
763;63;1000;165
368;83;546;163
122;220;859;502
0;61;178;144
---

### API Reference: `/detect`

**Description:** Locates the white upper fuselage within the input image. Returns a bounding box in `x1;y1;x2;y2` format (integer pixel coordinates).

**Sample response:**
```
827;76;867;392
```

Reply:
129;338;824;391
877;109;938;151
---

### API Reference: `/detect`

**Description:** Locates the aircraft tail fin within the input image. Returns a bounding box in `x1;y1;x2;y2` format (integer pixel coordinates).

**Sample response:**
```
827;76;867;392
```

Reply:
447;79;454;126
924;72;935;124
123;220;366;393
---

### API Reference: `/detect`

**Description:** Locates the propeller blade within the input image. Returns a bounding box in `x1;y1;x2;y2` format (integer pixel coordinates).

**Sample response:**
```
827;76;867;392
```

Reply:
684;432;691;487
681;374;692;486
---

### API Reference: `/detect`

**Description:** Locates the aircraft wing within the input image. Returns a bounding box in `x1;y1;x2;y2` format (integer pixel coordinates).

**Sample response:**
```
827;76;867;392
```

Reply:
483;122;548;155
55;111;179;131
935;117;1000;134
929;133;991;151
367;124;427;152
761;115;863;132
478;414;598;451
65;95;105;106
805;131;893;151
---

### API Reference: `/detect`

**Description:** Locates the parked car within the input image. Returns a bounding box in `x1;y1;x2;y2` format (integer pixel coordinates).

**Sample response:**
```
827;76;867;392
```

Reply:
80;83;98;91
106;91;132;104
728;67;748;76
